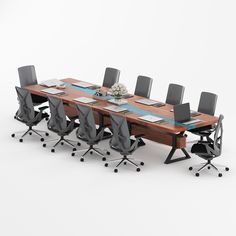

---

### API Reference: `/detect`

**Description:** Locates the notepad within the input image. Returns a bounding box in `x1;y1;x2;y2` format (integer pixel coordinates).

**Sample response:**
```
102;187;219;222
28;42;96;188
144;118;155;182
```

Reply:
182;119;201;125
138;115;163;123
41;88;65;95
73;97;97;104
135;98;158;106
104;105;128;113
72;81;93;88
108;98;128;105
40;79;64;87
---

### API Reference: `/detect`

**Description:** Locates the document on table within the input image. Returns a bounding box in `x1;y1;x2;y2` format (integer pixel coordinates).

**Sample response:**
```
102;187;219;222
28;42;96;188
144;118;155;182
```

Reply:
135;98;158;106
138;115;163;123
41;88;65;95
72;81;93;88
73;97;97;104
40;79;64;87
104;105;128;113
182;119;201;125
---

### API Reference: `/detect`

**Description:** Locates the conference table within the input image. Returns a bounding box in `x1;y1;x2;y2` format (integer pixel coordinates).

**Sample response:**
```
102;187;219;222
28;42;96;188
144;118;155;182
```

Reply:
24;78;218;164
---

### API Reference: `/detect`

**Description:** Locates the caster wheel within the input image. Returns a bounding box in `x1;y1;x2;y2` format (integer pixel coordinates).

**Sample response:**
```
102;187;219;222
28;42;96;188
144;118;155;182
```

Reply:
136;168;141;172
218;173;223;177
29;132;32;135
106;151;110;155
19;139;23;143
114;169;118;173
140;162;144;166
51;149;55;153
102;157;106;161
40;138;44;142
90;151;93;154
45;132;49;136
71;153;75;157
61;142;64;145
123;161;127;165
80;158;84;162
189;167;193;171
77;142;81;146
104;163;108;167
43;144;46;147
45;117;49;121
207;166;211;169
11;134;15;138
195;173;200;177
72;148;76;152
225;167;229;171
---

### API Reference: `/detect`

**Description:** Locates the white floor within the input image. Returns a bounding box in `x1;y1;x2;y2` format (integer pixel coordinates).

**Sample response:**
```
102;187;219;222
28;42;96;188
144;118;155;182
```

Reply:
1;1;236;235
0;110;235;236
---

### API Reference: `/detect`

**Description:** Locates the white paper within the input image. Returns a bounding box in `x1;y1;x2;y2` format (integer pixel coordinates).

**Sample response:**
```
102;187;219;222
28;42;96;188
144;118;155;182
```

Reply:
40;79;64;87
135;98;158;106
41;88;65;95
73;97;96;104
72;81;93;88
108;98;128;105
182;119;201;125
138;115;163;123
104;105;128;113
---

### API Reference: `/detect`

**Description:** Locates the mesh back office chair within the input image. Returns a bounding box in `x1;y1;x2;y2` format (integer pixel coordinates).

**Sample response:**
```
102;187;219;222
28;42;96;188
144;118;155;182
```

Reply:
71;104;110;161
16;65;49;119
190;92;218;140
11;87;49;142
42;96;80;152
104;114;144;173
134;75;153;98
102;67;120;88
189;115;229;177
98;67;121;139
165;83;185;105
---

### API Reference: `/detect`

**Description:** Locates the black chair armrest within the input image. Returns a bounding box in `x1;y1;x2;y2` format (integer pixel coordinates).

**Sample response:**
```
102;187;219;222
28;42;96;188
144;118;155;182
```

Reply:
38;106;49;111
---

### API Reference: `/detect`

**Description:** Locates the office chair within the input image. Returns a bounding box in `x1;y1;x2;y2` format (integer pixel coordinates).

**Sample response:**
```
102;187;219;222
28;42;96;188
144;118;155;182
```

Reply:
102;67;120;88
134;75;153;98
11;86;49;142
42;96;80;152
71;104;110;161
165;83;185;105
104;114;144;173
16;65;49;120
189;115;229;177
190;92;218;141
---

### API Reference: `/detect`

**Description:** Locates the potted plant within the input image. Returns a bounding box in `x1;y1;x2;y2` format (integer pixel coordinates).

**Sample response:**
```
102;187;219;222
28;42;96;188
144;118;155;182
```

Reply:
110;83;128;101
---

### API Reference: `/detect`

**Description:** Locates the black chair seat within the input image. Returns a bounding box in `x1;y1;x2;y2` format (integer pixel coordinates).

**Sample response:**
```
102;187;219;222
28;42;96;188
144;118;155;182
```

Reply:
190;125;215;134
31;94;48;105
191;143;214;154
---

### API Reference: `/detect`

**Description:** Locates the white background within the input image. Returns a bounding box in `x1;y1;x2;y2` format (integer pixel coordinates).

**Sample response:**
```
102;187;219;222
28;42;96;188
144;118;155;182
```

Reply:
0;0;235;235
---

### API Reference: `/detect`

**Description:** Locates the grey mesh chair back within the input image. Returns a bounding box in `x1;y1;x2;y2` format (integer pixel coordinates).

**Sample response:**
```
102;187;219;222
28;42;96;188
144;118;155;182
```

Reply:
110;114;131;153
134;75;153;98
47;97;67;132
165;83;185;105
18;65;38;87
102;67;120;88
198;92;217;116
15;86;35;122
76;104;97;141
213;114;224;156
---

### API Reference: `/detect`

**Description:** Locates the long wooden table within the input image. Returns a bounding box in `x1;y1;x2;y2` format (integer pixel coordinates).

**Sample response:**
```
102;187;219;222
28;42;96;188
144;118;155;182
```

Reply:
24;78;218;164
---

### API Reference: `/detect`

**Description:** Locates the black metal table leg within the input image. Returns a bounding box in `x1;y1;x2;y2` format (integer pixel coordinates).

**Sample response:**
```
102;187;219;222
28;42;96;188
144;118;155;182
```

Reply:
164;132;191;164
164;148;191;164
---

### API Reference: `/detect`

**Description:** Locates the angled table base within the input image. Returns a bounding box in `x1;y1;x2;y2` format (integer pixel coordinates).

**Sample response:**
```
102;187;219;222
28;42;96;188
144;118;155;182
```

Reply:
164;147;191;164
